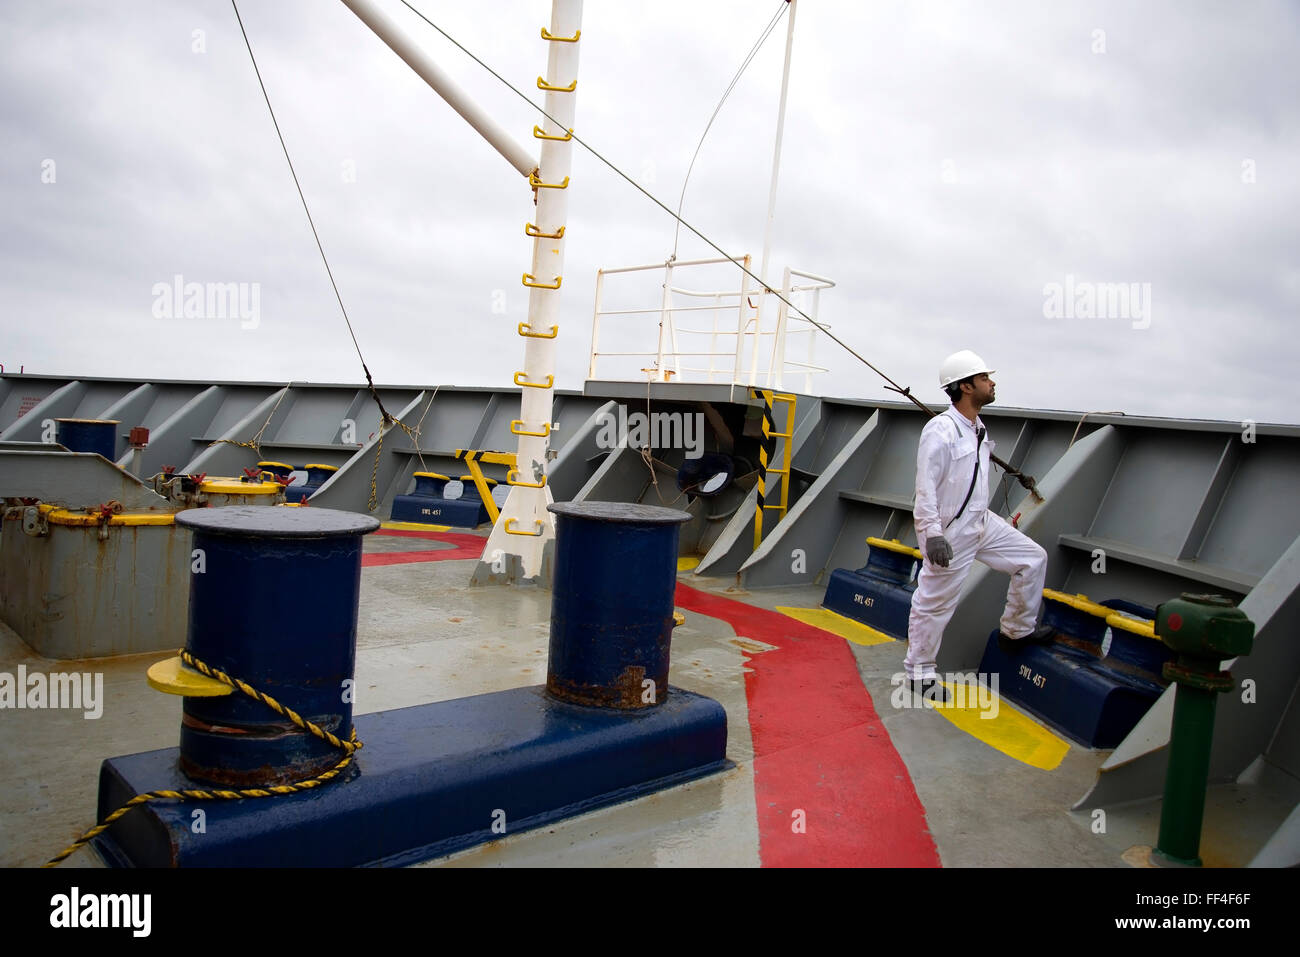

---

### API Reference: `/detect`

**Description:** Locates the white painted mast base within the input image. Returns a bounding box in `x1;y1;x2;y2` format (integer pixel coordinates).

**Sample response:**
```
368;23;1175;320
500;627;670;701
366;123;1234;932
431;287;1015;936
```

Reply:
470;483;556;586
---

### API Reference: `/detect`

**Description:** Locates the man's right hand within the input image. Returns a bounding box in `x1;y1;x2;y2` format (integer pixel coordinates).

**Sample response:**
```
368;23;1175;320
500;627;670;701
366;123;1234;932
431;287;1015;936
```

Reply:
925;535;953;567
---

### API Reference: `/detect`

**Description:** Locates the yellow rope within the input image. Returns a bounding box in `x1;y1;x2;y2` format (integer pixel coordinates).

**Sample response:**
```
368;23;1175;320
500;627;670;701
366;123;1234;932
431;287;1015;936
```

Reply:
369;419;417;512
367;411;431;513
206;382;293;458
44;651;362;867
211;385;440;513
368;424;385;513
179;650;360;754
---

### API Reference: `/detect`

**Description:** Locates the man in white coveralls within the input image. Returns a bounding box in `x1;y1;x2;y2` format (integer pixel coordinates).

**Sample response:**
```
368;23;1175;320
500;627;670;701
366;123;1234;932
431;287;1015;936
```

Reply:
905;351;1052;703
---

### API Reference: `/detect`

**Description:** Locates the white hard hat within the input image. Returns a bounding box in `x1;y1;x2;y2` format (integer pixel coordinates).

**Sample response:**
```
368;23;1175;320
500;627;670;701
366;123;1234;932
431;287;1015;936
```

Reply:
939;350;995;388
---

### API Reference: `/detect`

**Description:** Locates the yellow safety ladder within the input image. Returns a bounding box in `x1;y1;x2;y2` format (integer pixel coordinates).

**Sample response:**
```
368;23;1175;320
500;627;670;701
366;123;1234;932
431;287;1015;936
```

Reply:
453;449;519;525
751;389;797;550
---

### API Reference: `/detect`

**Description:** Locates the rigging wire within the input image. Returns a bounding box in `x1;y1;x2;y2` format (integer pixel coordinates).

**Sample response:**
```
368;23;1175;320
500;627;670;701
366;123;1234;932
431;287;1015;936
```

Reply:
230;0;394;426
671;0;789;259
228;1;1039;500
394;1;914;400
394;0;1045;500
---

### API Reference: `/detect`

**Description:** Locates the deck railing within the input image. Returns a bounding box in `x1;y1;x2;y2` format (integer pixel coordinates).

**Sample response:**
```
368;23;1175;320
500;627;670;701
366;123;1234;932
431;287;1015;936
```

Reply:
588;256;834;391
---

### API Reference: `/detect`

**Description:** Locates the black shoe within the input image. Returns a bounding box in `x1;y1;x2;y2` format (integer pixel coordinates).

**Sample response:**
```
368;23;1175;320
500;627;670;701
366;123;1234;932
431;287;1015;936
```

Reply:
909;678;950;704
998;624;1054;652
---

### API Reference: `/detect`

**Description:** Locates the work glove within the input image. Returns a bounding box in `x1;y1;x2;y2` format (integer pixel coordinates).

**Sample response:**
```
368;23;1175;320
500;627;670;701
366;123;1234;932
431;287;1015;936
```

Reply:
925;535;952;568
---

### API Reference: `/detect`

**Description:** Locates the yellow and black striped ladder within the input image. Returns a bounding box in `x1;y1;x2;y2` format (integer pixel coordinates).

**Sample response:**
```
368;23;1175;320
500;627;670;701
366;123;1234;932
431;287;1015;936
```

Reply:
751;389;797;550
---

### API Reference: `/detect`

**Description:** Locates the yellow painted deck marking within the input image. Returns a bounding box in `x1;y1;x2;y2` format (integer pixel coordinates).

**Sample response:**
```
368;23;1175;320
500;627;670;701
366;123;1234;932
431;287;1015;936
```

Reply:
775;606;1067;768
381;521;453;532
677;556;701;571
933;680;1070;771
775;606;897;646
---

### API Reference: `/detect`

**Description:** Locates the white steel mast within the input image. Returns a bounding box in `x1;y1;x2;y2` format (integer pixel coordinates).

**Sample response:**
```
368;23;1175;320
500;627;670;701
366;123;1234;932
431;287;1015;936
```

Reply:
474;0;583;584
340;0;581;585
339;0;538;179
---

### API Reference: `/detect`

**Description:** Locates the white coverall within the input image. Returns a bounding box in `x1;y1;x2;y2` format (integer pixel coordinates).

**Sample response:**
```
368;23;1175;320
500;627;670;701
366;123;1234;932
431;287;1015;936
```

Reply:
904;406;1047;680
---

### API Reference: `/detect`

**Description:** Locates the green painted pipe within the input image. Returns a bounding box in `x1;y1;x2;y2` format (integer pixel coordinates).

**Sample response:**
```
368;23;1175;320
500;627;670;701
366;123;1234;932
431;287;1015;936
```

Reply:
1152;594;1254;868
1155;682;1219;866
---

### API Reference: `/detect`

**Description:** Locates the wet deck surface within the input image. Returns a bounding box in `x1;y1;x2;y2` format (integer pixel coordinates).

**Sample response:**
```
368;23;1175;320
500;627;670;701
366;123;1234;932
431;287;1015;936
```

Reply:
0;524;1286;867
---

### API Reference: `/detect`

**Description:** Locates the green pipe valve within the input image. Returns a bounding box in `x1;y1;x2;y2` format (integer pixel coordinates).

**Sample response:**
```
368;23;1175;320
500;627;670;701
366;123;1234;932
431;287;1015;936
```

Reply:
1153;593;1254;867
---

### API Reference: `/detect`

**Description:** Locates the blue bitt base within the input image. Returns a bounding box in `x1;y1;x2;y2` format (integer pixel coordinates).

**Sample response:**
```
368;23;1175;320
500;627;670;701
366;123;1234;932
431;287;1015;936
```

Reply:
979;632;1164;748
822;567;915;639
389;494;453;524
282;484;320;504
1040;596;1169;678
389;495;484;527
92;684;729;867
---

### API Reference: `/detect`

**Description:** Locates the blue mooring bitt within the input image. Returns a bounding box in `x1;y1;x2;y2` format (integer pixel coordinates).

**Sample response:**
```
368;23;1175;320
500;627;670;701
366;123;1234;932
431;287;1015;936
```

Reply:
412;472;449;497
389;472;452;523
389;473;494;527
55;418;119;461
454;475;496;526
979;595;1169;748
1039;595;1171;678
547;501;691;708
172;506;379;785
822;541;920;639
94;686;728;867
283;464;337;503
94;499;729;866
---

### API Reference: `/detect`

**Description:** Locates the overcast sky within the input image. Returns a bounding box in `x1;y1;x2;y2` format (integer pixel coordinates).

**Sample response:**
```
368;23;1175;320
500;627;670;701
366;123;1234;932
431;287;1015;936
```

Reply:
2;1;1297;425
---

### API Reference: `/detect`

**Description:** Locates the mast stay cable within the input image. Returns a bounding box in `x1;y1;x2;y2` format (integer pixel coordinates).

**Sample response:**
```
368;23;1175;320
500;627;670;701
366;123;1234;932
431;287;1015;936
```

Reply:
670;0;788;260
231;0;395;427
394;1;1044;501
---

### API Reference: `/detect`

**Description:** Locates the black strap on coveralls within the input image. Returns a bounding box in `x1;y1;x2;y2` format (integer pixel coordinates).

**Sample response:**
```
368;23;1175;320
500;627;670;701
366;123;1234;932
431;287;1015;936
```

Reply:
945;426;986;529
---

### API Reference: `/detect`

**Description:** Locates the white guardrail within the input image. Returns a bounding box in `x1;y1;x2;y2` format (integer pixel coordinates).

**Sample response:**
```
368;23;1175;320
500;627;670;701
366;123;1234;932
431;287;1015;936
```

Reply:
588;255;834;392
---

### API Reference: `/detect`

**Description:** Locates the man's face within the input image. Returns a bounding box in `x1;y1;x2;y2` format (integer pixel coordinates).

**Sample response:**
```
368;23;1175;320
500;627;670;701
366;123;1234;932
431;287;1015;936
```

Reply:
966;373;996;407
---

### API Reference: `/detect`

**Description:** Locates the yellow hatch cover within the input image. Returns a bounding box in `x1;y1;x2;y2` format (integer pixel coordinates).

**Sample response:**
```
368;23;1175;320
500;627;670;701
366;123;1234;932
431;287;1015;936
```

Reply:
39;505;175;527
199;479;280;495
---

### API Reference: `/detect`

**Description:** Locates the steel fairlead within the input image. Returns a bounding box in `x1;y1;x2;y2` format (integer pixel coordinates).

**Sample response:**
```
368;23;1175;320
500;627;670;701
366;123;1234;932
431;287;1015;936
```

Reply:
44;651;363;868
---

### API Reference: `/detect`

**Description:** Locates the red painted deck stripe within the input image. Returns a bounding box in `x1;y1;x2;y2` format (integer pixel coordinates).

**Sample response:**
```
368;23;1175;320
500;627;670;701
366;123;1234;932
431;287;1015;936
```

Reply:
362;528;486;565
674;582;939;868
374;527;476;541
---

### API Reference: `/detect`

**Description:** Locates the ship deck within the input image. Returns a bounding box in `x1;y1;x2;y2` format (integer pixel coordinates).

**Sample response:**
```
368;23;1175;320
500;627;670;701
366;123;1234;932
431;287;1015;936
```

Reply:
4;522;1292;870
